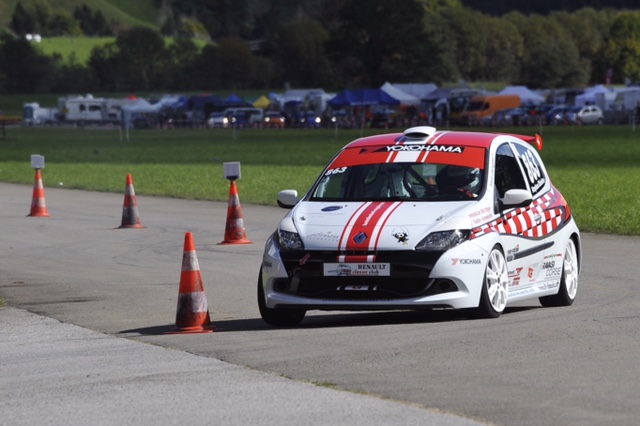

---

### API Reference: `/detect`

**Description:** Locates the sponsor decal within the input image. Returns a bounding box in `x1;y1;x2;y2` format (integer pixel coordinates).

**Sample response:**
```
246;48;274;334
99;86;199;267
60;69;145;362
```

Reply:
507;245;520;255
545;267;562;278
530;177;546;193
324;262;390;276
451;258;482;265
392;227;410;245
363;203;385;226
262;261;273;268
509;267;523;286
306;232;340;242
542;261;555;269
377;145;464;153
321;205;344;212
528;267;535;279
328;264;352;276
544;253;563;259
353;232;368;244
469;206;493;225
509;287;536;298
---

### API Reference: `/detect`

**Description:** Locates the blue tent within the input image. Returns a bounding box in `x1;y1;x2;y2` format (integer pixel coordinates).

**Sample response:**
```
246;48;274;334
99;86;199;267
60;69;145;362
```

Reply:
171;96;190;109
328;89;401;108
223;93;251;107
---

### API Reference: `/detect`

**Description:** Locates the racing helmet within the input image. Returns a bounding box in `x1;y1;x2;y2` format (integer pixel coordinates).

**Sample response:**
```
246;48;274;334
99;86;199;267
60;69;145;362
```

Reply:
438;165;482;195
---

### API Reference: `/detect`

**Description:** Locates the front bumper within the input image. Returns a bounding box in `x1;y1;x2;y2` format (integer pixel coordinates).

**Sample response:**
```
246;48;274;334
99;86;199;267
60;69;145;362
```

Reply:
261;236;487;311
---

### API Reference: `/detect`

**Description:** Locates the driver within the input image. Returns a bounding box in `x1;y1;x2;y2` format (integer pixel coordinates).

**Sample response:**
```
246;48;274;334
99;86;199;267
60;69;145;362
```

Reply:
437;166;482;198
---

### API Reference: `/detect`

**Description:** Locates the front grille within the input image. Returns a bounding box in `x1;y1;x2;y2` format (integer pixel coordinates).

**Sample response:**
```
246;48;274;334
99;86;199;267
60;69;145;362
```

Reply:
276;250;456;301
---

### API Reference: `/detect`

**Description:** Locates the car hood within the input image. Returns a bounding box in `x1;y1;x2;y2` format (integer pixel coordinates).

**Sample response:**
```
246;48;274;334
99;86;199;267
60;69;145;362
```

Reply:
285;201;476;251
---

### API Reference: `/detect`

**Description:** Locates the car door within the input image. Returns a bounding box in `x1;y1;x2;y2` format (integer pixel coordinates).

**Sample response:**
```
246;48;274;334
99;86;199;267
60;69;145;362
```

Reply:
510;140;565;291
493;142;548;295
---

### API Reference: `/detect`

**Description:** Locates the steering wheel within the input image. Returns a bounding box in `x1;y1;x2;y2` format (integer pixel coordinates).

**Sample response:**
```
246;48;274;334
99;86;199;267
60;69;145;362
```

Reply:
403;168;437;198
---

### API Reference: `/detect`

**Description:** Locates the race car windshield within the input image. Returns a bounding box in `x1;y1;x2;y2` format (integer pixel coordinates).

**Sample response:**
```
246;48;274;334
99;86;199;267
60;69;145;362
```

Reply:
310;163;484;201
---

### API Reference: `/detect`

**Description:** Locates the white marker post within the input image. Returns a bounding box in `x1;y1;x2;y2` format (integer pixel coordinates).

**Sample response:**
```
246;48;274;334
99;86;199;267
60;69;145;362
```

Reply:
223;161;241;181
31;154;45;170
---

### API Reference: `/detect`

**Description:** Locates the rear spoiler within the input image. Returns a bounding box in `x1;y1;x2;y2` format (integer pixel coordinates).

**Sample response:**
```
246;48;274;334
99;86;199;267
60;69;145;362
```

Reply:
507;133;543;151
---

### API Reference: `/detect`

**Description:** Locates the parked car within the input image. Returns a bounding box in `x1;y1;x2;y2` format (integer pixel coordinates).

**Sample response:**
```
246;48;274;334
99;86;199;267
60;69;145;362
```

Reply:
330;110;354;128
492;107;531;126
299;111;321;128
223;107;264;127
567;105;603;125
263;111;285;128
545;106;570;125
207;112;229;129
258;126;581;326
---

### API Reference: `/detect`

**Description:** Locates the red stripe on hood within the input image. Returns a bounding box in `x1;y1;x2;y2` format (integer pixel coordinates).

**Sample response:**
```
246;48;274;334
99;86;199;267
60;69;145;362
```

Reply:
339;202;399;251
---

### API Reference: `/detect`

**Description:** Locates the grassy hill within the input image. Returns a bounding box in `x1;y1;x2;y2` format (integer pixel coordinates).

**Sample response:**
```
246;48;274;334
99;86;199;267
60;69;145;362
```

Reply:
34;36;115;64
0;0;176;66
0;0;161;33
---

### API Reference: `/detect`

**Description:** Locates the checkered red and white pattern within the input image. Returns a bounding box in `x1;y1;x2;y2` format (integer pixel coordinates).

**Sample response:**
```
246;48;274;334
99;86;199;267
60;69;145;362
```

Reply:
472;188;567;240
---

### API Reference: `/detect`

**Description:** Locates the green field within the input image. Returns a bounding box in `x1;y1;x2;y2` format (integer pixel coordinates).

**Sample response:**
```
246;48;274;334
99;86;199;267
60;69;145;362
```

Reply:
33;36;210;66
34;37;116;66
1;125;639;235
0;0;159;32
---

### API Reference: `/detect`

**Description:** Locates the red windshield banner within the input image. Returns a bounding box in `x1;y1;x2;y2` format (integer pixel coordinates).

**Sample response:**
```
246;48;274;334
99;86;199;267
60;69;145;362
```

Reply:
329;145;485;170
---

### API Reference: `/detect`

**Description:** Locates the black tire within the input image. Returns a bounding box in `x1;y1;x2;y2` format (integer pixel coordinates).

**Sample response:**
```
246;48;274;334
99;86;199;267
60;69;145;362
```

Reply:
475;246;509;319
257;273;306;327
540;238;579;307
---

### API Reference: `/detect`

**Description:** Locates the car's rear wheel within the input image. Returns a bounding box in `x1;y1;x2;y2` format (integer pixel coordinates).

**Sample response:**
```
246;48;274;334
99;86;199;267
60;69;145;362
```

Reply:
257;272;306;327
476;246;509;318
539;238;579;307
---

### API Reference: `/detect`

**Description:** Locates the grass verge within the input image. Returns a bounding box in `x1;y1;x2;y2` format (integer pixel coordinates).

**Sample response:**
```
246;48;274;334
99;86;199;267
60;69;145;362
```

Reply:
1;125;639;235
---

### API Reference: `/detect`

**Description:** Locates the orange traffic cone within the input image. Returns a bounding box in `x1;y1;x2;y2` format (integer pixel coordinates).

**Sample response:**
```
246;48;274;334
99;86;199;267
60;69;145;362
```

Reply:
118;174;144;229
218;180;252;245
172;232;215;333
28;169;50;217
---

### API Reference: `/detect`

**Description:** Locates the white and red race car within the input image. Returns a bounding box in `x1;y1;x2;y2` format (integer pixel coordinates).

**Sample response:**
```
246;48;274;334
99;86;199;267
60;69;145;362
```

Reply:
258;126;581;326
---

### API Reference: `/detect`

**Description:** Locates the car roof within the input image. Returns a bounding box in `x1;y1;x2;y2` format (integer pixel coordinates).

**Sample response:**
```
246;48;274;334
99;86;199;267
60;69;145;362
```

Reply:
328;127;541;171
345;128;502;150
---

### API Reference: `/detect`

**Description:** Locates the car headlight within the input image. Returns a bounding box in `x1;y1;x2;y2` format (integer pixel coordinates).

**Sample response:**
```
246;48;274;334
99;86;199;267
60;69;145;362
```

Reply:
415;230;470;252
277;228;305;250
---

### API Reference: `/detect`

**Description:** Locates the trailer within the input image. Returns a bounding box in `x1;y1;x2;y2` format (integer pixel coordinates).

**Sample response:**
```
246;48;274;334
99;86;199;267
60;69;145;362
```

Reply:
57;95;126;125
23;102;58;125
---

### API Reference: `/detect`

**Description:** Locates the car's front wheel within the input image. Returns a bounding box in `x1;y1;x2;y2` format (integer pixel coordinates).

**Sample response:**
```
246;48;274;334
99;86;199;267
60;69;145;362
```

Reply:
257;273;306;327
539;238;579;307
476;246;509;318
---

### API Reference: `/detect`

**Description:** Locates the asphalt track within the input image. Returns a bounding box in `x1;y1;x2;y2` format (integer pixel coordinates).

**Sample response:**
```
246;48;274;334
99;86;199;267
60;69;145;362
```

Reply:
1;182;640;425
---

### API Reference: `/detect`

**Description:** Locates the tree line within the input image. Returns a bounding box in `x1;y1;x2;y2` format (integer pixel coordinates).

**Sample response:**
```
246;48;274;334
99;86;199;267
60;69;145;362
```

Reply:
1;0;640;95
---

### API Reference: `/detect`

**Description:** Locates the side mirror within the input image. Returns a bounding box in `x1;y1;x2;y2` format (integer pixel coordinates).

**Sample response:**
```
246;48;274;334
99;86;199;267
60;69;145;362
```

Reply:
277;189;299;209
499;189;532;210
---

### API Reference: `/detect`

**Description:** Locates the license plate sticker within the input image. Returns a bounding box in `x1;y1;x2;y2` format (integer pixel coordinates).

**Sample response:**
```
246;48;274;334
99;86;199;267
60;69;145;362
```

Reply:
323;263;390;277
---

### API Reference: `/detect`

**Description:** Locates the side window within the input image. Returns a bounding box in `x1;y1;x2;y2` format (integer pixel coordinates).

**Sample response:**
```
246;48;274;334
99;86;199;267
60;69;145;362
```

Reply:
513;143;547;196
494;144;527;197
